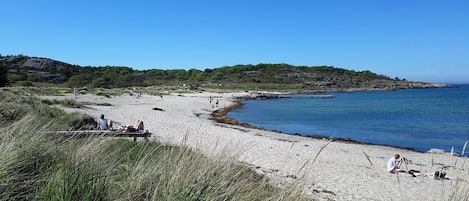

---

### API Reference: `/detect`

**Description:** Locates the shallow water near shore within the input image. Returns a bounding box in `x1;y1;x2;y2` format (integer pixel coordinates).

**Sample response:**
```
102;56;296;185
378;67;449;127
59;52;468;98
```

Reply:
228;84;469;153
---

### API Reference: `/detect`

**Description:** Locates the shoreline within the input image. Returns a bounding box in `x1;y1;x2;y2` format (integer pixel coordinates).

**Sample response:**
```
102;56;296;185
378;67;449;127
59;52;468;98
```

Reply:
211;96;423;153
211;85;469;154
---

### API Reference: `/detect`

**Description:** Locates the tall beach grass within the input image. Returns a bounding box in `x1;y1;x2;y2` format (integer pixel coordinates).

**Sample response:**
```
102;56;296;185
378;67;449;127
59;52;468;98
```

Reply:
0;88;309;200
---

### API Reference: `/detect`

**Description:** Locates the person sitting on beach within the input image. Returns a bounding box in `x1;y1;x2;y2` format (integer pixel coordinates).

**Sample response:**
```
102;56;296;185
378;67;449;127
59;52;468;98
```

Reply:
387;154;406;173
97;114;113;130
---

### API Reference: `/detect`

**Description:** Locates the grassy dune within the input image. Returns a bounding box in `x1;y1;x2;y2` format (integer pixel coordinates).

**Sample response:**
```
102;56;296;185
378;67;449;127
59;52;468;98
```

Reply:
0;88;309;201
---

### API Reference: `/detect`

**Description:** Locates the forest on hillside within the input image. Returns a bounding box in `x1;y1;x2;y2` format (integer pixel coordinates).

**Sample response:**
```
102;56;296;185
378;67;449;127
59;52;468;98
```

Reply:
1;55;418;92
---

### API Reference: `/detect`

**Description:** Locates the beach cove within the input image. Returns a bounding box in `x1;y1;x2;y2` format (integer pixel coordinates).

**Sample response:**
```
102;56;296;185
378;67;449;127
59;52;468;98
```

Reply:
226;85;469;153
48;90;469;201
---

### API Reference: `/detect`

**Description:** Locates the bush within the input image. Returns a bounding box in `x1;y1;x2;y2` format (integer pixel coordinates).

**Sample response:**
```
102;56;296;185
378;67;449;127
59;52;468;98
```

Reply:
20;81;34;86
0;64;8;87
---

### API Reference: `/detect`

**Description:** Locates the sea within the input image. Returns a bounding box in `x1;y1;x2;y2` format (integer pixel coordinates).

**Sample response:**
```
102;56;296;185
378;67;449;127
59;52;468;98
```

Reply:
227;84;469;153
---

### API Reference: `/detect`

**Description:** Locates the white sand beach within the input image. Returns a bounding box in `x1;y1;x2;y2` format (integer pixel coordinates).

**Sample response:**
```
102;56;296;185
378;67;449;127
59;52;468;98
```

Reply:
47;91;469;201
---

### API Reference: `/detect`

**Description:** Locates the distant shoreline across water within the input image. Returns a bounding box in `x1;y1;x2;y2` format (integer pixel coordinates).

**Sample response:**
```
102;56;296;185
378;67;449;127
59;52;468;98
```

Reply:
219;84;469;153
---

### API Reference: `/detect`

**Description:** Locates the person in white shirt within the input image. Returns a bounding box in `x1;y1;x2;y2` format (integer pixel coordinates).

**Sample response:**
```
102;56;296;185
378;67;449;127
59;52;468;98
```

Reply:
387;154;405;173
97;114;112;130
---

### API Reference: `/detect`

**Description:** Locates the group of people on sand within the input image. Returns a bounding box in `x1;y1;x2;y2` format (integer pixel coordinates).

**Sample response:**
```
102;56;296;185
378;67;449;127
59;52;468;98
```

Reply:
97;114;146;133
209;96;219;108
387;153;448;180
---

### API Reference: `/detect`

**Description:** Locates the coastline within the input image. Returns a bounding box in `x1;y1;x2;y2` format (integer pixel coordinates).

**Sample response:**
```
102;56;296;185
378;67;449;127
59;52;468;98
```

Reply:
46;90;468;201
215;85;468;153
212;102;422;151
211;94;424;152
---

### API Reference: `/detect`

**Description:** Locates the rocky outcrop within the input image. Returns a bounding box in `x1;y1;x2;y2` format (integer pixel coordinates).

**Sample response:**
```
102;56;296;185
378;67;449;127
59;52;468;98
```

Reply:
0;55;73;70
303;80;450;93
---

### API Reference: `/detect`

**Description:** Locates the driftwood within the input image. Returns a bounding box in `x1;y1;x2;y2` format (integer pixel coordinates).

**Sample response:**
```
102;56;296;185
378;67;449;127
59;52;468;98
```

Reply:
46;130;151;141
152;107;165;111
81;102;113;106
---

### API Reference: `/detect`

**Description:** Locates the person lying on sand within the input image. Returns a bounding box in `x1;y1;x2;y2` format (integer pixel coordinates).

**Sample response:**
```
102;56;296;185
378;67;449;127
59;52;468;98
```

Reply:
119;120;145;132
427;171;450;180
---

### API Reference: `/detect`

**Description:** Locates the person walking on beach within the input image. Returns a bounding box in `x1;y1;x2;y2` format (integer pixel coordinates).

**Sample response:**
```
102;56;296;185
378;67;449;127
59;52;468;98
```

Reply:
387;154;405;173
97;114;113;130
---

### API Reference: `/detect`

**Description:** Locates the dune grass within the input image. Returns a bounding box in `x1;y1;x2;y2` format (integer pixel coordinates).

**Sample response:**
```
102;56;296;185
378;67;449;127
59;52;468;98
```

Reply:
0;88;310;201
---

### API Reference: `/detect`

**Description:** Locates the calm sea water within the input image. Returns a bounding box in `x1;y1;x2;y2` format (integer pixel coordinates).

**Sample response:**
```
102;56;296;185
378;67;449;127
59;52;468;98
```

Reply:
228;84;469;153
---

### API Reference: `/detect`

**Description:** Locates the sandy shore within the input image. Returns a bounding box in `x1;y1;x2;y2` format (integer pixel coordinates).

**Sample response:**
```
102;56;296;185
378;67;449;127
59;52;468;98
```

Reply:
46;91;468;201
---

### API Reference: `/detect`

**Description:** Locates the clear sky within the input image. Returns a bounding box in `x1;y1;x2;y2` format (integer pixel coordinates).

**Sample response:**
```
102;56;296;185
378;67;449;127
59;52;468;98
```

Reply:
1;0;468;84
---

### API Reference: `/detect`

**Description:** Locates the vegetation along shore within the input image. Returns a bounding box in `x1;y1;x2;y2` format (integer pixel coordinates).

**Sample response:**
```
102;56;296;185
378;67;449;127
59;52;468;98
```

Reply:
1;55;448;91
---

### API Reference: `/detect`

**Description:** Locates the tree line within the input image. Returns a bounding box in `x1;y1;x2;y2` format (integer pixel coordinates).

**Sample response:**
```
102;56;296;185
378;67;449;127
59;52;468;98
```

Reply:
1;55;402;90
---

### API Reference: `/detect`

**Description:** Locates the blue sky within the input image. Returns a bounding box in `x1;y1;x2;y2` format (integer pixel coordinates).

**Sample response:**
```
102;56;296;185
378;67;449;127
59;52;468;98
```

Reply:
1;0;468;84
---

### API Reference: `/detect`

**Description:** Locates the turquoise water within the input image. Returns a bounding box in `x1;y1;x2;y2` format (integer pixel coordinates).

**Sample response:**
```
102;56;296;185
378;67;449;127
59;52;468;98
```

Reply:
228;84;469;153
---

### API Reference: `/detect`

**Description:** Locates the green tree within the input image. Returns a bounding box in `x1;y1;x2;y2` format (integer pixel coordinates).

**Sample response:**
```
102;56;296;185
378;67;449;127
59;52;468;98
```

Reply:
211;71;223;81
66;75;88;88
194;72;206;81
91;77;106;88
